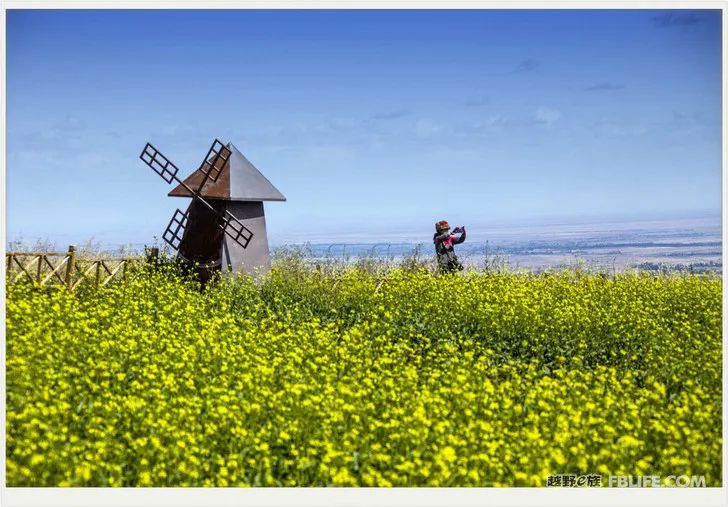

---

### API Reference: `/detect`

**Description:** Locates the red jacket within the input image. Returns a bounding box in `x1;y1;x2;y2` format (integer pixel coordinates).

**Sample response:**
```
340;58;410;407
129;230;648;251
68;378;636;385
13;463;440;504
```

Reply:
433;229;466;255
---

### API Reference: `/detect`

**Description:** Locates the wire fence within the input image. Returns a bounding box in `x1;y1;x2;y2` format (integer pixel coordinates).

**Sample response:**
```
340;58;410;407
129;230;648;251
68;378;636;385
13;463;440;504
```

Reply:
5;239;720;279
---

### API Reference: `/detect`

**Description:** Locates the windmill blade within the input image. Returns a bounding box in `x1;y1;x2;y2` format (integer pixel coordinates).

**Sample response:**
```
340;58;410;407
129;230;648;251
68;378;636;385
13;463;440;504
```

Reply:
162;207;253;252
197;139;232;191
140;143;181;184
162;208;189;250
219;211;254;249
141;139;255;252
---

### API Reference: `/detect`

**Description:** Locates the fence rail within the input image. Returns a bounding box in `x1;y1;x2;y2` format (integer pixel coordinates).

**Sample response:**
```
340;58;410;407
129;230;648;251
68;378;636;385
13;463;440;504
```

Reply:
6;245;140;291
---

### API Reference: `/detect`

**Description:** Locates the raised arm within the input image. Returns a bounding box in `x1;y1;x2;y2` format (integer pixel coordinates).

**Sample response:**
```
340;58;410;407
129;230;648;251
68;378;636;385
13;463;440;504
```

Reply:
433;233;450;245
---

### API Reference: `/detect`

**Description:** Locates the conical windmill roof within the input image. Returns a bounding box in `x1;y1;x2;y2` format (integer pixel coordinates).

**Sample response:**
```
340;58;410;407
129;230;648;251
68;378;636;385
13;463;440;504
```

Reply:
169;143;286;201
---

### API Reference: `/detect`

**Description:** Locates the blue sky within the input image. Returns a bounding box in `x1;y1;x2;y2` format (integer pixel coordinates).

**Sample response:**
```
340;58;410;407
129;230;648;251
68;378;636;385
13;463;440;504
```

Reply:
6;9;723;246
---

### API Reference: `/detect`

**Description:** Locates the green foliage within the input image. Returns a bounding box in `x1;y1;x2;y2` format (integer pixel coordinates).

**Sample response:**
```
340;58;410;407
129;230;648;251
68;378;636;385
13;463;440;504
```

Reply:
6;262;722;486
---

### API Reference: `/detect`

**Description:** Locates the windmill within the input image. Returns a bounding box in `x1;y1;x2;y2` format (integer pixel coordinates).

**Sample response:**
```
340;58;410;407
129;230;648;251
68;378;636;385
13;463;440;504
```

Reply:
139;138;286;279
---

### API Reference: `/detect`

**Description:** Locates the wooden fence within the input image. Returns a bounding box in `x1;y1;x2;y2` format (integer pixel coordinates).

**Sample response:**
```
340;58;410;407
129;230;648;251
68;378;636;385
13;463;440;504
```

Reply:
5;245;140;291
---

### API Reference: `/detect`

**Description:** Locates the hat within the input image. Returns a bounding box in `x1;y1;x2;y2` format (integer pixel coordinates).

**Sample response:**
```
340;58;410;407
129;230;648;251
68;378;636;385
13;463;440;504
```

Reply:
435;220;450;233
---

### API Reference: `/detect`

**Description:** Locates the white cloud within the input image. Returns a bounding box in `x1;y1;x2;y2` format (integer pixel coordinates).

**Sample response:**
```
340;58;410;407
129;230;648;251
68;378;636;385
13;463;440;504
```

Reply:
592;119;649;138
534;106;562;127
414;119;441;138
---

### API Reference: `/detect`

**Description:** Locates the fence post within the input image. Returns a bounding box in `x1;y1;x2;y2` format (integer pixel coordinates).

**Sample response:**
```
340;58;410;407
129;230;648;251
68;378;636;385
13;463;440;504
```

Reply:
36;255;43;283
95;261;101;288
146;247;160;266
65;245;76;289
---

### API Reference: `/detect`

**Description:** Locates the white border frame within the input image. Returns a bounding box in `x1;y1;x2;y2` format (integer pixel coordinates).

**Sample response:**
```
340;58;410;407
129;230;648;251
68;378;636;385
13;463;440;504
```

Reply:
1;2;725;506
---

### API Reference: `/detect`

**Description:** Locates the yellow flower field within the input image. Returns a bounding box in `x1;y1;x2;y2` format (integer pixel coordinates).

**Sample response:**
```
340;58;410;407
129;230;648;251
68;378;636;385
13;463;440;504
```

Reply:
5;262;722;486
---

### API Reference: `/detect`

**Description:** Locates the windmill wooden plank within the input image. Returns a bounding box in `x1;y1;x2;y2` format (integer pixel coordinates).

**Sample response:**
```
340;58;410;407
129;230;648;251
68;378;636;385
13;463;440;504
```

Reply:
169;157;230;199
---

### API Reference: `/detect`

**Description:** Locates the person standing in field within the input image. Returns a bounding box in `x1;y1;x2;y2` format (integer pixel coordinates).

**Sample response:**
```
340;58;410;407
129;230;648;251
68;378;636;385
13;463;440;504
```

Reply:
433;220;466;273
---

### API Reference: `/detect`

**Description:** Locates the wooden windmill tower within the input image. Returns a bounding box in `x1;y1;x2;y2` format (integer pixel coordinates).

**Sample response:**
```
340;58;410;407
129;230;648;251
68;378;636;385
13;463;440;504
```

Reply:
140;139;285;277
